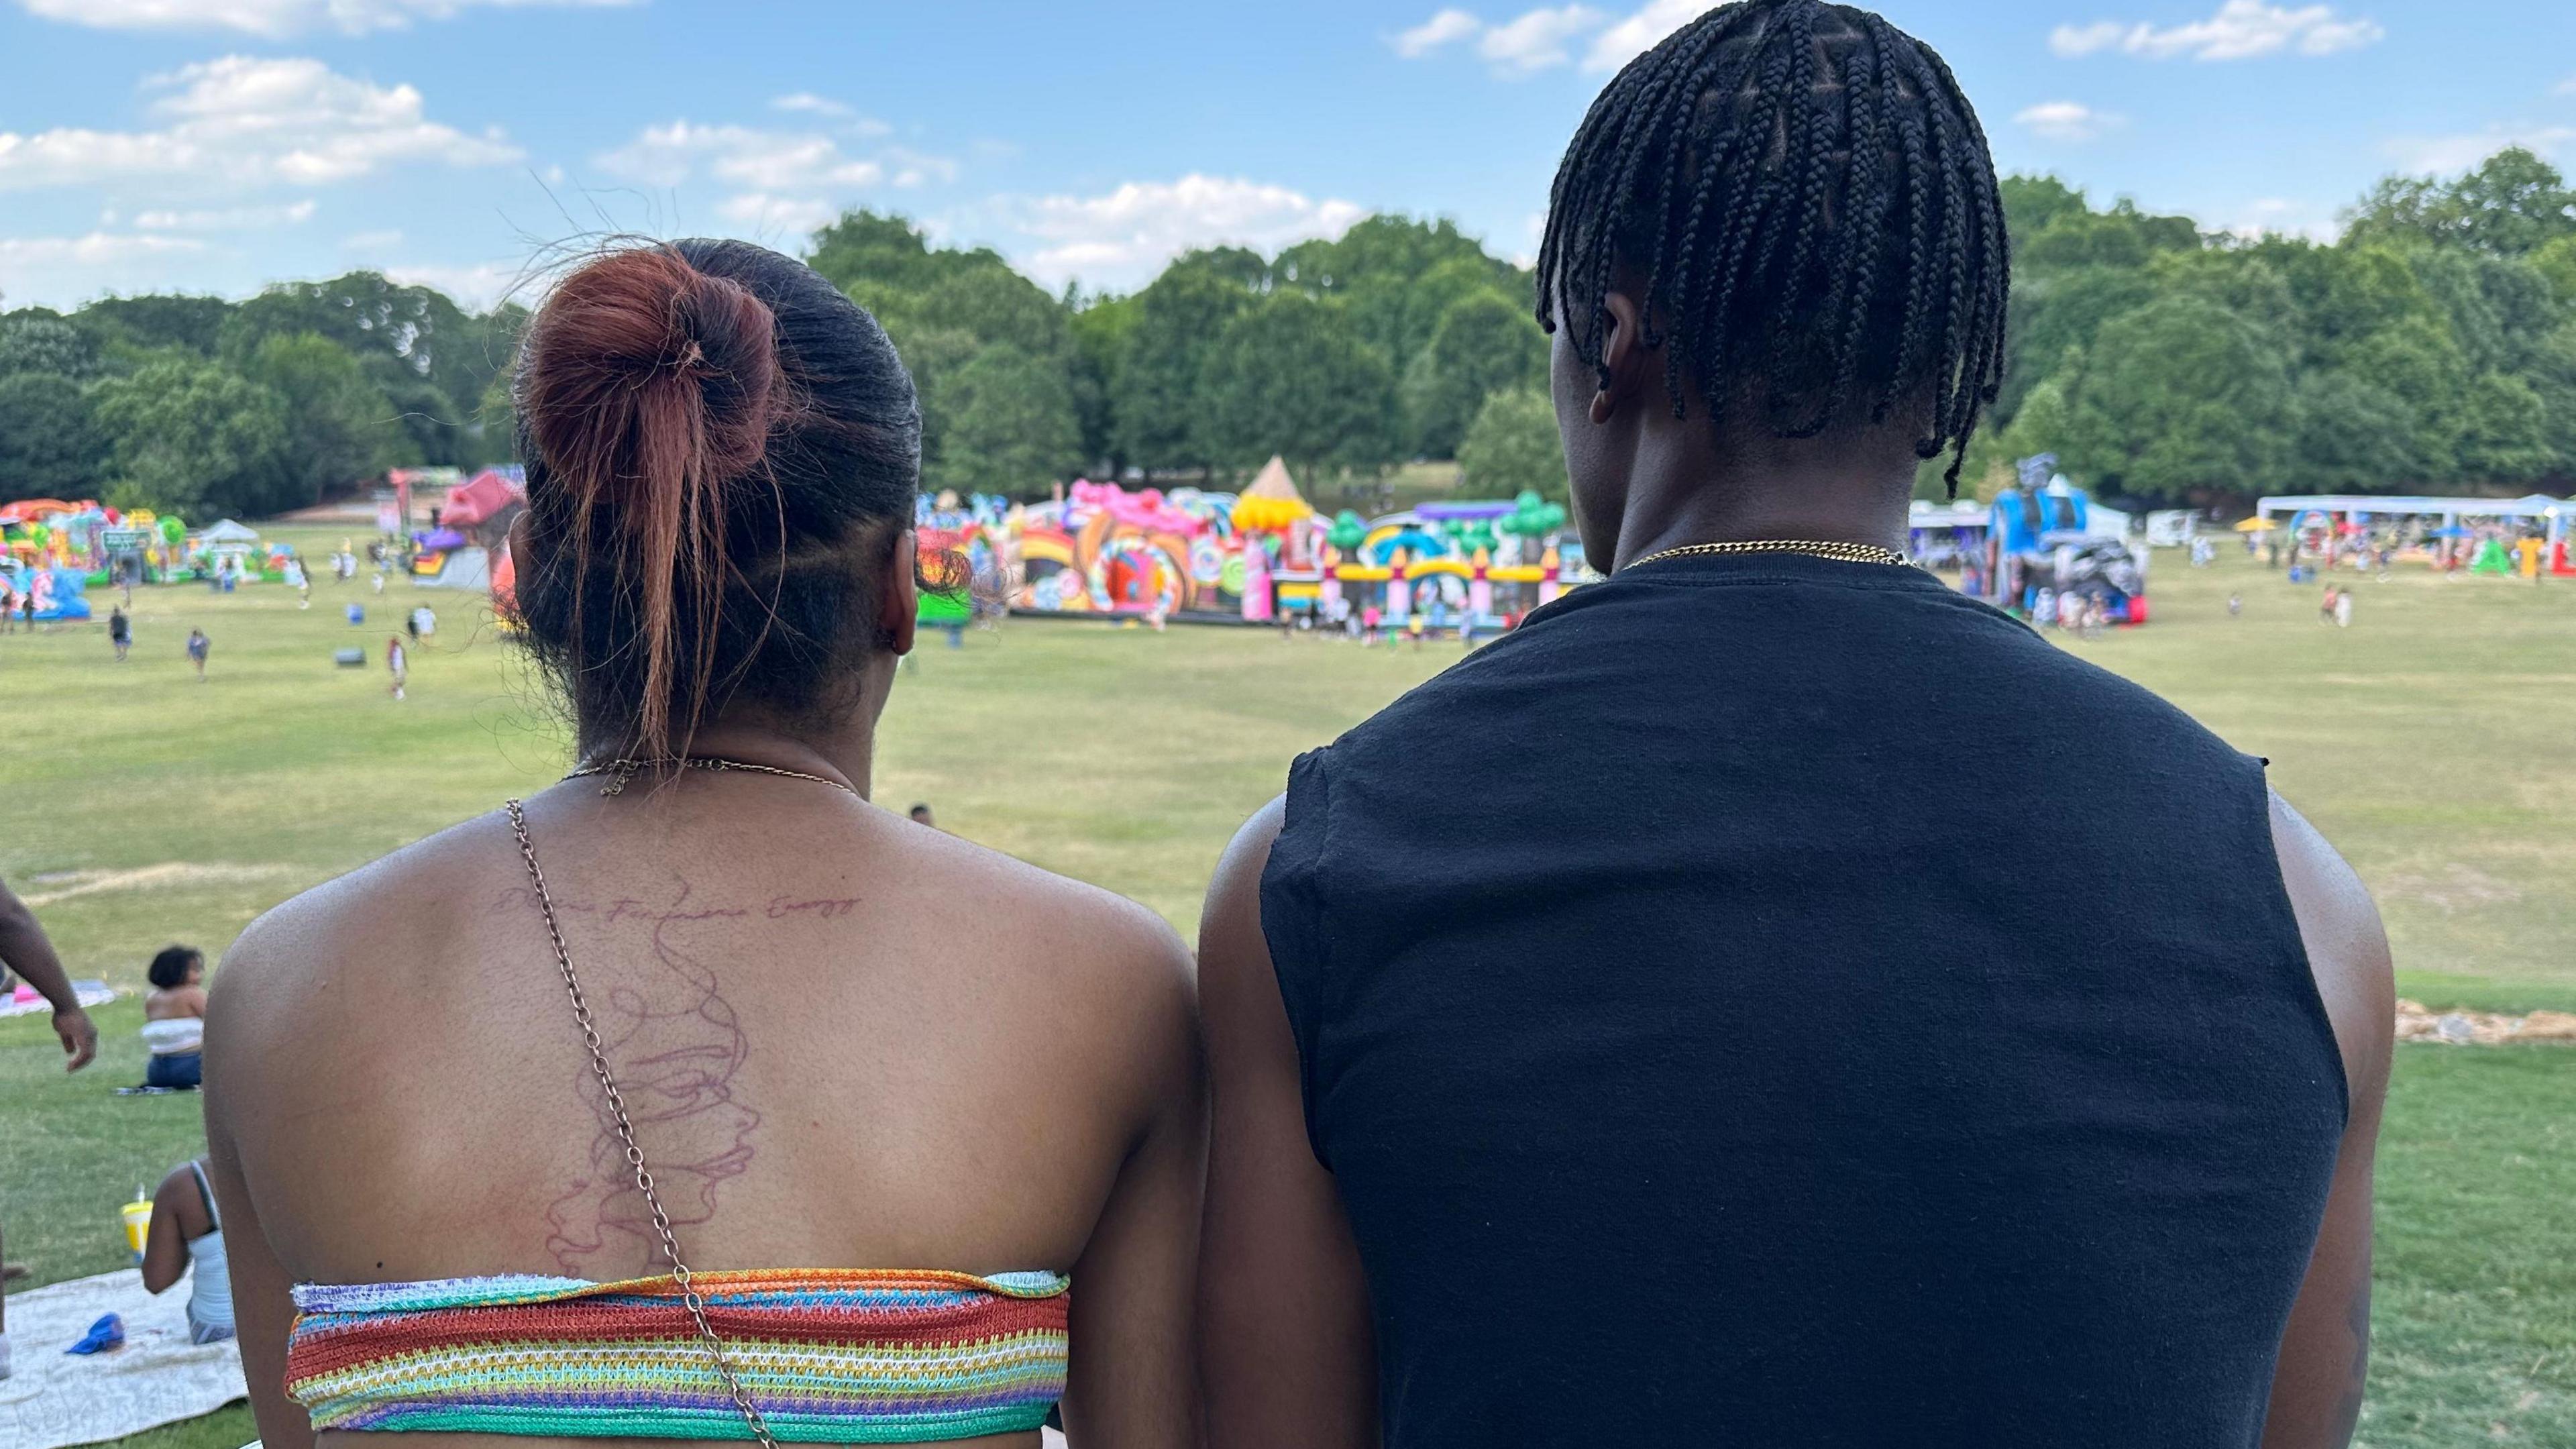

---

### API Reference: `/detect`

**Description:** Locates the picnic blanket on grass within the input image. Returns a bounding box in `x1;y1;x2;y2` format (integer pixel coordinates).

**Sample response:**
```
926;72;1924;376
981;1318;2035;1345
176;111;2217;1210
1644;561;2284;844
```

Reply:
0;1269;245;1449
0;983;114;1020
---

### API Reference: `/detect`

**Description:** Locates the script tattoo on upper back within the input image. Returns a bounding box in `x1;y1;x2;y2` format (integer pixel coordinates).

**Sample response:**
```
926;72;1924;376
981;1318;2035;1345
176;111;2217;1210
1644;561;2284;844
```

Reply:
497;877;859;1277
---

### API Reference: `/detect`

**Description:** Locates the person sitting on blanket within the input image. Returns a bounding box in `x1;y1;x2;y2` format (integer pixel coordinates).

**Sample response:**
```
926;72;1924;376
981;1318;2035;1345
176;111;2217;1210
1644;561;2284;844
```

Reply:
141;1159;234;1344
139;946;209;1090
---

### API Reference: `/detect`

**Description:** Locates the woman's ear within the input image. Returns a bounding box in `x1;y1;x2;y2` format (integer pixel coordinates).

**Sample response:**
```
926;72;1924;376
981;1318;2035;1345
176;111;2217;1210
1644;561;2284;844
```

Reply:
881;530;919;657
505;510;538;578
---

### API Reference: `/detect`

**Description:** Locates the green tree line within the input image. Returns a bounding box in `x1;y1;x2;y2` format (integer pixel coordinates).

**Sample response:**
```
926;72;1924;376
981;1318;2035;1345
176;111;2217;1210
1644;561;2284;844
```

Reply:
0;274;522;518
9;145;2573;519
1958;146;2576;505
800;210;1551;498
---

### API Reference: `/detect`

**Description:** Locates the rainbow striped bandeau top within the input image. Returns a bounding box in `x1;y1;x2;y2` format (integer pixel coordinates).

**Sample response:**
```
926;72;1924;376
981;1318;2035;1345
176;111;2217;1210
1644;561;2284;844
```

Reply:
285;1268;1071;1442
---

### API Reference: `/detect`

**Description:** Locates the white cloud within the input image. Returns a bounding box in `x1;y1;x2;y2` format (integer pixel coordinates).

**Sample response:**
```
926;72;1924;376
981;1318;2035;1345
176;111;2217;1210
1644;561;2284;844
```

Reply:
716;192;840;239
0;230;211;307
2051;3;2386;62
2214;197;2339;244
1477;5;1601;74
383;260;527;310
2048;21;2128;56
13;0;636;38
1390;3;1709;78
1392;8;1481;58
0;56;518;193
598;121;892;191
2556;74;2576;97
2384;125;2576;175
771;93;893;136
133;198;317;229
1005;174;1370;289
1585;0;1699;72
881;145;958;188
2015;101;2125;143
597;119;953;240
0;231;203;265
772;93;853;119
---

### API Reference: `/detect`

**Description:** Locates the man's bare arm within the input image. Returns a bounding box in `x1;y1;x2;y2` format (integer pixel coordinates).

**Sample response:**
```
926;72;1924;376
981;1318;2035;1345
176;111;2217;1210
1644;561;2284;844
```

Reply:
1199;798;1379;1449
0;877;95;1071
2261;794;2396;1449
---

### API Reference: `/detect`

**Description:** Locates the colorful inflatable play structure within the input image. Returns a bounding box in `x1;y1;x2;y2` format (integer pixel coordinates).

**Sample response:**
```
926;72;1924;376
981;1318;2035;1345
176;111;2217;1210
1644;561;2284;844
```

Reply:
1975;457;2151;624
2;498;290;610
411;466;527;602
914;459;1591;627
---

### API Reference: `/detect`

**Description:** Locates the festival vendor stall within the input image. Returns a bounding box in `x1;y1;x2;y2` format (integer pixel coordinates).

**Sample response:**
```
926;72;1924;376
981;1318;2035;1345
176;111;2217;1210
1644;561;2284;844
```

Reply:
194;519;264;588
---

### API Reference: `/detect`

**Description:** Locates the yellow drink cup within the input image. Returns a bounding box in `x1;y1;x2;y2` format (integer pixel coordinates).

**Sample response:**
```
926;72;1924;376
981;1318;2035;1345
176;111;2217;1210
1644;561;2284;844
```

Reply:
121;1193;153;1264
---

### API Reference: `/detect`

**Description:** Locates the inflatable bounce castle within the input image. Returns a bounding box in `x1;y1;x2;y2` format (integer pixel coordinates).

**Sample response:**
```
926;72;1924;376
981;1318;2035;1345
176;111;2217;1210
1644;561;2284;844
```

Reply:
912;460;1590;628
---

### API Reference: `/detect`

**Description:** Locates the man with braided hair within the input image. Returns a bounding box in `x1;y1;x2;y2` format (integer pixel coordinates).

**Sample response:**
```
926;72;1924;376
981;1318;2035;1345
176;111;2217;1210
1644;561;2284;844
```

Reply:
1198;5;2390;1448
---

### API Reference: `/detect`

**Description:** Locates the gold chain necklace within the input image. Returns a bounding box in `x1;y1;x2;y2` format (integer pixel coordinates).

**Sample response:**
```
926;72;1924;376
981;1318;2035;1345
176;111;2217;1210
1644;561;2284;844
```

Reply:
1622;539;1912;571
564;755;861;799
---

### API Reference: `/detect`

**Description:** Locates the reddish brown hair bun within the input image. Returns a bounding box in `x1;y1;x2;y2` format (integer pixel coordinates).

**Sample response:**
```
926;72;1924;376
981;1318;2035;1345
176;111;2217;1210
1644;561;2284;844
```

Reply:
513;239;920;761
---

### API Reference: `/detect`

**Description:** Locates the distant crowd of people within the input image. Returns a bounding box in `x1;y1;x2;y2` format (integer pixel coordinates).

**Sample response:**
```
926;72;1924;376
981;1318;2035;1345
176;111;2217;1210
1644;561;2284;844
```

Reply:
21;550;439;700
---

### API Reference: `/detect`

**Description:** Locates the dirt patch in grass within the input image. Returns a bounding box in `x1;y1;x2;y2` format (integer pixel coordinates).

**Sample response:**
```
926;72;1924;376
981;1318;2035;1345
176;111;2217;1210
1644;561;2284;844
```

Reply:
18;863;295;910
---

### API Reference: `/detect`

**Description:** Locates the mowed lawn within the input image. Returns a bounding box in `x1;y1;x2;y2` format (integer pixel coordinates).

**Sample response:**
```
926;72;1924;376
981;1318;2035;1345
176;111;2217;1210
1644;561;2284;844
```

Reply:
2;526;2571;1448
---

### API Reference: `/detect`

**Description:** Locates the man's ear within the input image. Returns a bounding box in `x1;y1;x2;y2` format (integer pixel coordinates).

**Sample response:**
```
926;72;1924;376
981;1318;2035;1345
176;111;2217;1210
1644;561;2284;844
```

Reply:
1590;289;1652;426
881;529;919;657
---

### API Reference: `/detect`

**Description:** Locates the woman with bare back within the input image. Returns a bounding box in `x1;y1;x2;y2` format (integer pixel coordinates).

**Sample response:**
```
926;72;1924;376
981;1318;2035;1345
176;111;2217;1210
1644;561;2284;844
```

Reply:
205;239;1203;1449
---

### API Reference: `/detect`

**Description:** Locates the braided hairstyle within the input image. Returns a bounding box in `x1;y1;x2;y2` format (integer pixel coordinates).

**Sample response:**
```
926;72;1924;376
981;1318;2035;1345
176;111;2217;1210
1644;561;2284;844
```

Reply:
1536;0;2008;492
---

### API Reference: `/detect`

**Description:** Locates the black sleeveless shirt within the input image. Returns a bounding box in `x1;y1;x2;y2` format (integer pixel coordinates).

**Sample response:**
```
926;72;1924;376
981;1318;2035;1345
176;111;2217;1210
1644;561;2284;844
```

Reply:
1262;553;2347;1448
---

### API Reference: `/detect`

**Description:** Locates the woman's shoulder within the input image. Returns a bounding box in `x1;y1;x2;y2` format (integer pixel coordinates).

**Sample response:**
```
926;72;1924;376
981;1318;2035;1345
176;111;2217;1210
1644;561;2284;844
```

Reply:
904;826;1193;1002
211;812;511;1035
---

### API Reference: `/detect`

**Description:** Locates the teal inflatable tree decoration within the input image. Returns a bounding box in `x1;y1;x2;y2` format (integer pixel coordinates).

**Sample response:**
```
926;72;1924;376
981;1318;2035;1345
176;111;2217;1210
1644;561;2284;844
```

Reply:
1501;491;1566;541
1327;509;1368;552
1447;517;1498;557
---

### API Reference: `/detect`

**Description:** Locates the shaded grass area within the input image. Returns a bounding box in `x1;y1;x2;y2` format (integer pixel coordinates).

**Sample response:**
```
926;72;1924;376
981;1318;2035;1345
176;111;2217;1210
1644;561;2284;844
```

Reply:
1;531;2569;1447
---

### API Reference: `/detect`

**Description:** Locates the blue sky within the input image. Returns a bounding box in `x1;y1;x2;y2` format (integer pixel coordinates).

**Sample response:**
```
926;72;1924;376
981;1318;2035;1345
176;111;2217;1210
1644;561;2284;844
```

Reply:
3;0;2571;311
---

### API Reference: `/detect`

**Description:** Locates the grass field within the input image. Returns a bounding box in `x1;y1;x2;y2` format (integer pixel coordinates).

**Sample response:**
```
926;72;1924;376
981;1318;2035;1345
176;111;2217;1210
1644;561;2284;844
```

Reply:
3;526;2571;1448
